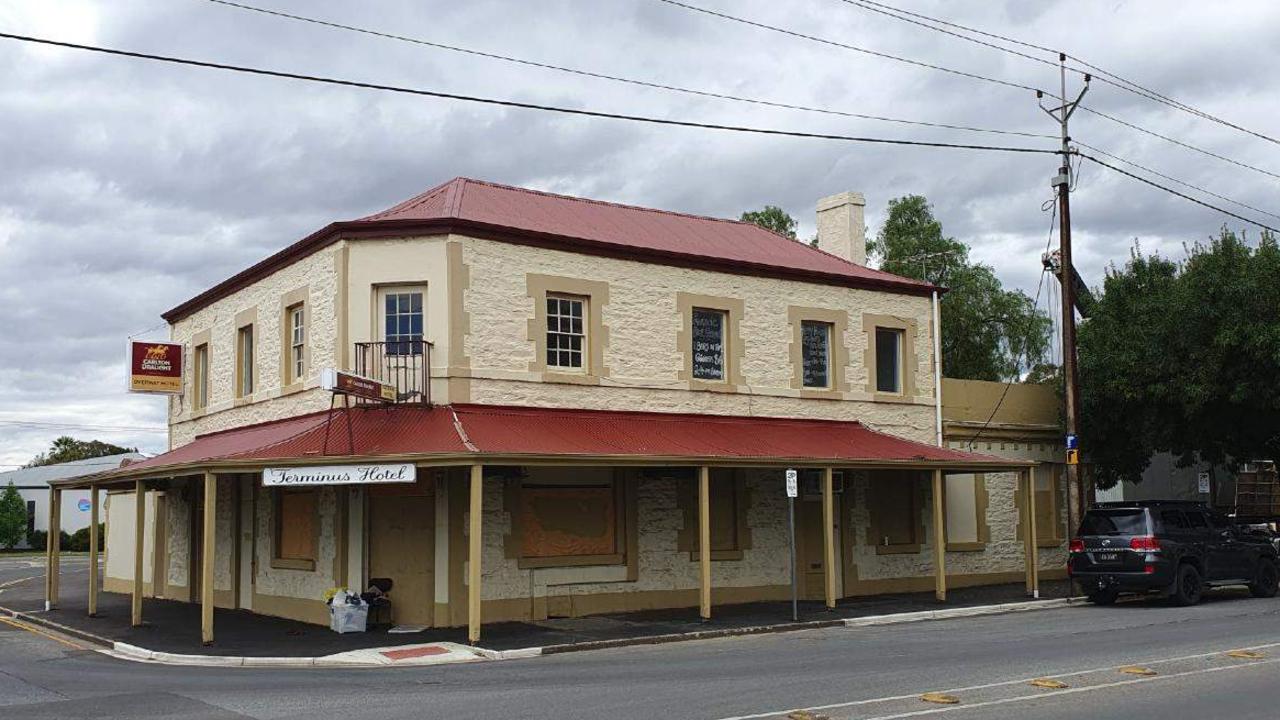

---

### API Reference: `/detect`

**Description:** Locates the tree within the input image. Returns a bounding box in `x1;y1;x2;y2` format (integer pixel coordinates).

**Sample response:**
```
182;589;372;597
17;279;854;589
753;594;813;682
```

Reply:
0;482;26;549
740;206;798;239
1080;229;1280;488
24;437;136;468
868;195;1051;381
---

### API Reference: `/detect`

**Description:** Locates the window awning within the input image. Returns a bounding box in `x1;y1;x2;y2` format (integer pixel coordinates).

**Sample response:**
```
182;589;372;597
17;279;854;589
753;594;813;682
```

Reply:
58;404;1031;488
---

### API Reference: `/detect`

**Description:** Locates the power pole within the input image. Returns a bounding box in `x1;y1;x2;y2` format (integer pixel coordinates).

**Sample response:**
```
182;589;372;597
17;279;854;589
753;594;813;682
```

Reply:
1038;55;1090;535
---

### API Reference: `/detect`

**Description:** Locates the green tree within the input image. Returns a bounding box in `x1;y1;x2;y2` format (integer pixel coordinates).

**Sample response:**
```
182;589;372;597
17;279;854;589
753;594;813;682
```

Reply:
24;437;136;468
0;481;26;549
740;206;797;239
1080;229;1280;487
868;195;1051;381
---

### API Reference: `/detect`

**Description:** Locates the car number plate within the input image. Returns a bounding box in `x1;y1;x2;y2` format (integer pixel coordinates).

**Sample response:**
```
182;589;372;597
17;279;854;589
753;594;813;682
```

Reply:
1095;552;1120;562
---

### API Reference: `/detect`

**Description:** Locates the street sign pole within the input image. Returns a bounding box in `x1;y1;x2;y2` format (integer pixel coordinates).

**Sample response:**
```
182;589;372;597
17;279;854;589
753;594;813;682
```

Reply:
786;469;799;622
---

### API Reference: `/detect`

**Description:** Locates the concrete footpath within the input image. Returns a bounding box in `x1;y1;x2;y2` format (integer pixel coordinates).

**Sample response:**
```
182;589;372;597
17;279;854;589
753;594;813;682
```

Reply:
2;595;1081;668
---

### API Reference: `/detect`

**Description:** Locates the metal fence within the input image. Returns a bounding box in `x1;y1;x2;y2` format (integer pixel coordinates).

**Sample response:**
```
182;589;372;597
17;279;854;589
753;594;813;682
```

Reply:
353;339;433;405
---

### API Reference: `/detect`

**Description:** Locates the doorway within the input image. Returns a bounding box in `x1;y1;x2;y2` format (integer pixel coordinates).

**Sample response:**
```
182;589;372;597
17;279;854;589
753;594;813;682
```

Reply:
367;479;435;626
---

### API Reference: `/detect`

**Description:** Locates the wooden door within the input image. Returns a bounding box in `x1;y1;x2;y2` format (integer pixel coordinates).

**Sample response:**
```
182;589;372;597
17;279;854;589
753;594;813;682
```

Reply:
798;498;826;600
368;482;434;626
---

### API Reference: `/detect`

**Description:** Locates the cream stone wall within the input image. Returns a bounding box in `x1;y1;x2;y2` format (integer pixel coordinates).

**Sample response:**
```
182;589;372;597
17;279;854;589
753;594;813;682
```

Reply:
165;491;190;590
167;243;344;448
457;235;938;442
103;491;155;586
253;485;340;604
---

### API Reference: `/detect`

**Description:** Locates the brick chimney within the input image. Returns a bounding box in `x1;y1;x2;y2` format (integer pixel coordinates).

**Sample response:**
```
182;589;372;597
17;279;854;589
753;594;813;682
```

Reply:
815;192;867;265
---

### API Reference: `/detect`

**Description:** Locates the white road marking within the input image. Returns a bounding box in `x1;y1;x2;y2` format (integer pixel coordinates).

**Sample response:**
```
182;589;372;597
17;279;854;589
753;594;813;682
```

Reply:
714;640;1280;720
858;658;1280;719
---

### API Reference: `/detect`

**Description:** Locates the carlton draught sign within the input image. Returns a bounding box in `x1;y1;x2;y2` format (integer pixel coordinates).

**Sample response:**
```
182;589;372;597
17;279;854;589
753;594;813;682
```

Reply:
127;341;183;394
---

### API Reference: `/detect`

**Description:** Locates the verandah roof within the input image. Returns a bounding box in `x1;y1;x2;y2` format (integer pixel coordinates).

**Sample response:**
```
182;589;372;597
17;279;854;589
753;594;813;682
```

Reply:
57;404;1029;488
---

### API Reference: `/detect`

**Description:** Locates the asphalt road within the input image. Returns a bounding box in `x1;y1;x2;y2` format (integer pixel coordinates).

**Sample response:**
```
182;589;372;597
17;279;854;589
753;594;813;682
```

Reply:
2;555;1279;720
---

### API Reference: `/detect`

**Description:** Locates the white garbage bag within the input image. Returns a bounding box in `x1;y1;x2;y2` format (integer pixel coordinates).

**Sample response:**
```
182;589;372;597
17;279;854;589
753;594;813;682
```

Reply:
329;601;369;634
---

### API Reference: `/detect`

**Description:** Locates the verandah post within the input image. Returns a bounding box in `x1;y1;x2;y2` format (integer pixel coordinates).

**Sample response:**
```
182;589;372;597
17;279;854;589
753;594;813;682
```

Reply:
132;479;144;626
698;466;711;621
46;488;62;610
822;468;837;610
201;472;216;645
932;469;947;602
88;485;99;617
467;464;483;644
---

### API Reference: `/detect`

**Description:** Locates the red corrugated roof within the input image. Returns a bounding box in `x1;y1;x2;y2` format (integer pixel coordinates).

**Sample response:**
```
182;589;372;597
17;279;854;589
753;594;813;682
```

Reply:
357;178;932;293
81;405;1021;483
163;177;935;321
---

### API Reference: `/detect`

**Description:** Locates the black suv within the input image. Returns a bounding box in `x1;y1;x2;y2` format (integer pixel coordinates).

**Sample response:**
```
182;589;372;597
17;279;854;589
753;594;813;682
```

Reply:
1069;501;1280;606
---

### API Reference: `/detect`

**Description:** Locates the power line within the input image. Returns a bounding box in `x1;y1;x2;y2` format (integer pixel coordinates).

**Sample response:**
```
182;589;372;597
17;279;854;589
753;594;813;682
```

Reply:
1076;105;1280;182
0;420;167;433
1075;141;1280;222
836;0;1280;146
1079;152;1280;234
0;32;1060;156
203;0;1052;140
654;0;1044;94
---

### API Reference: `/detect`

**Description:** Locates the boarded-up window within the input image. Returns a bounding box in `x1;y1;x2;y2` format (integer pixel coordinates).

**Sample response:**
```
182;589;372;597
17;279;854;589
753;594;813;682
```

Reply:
944;474;980;544
871;475;918;547
709;474;741;552
275;489;317;564
1034;466;1060;541
520;482;617;559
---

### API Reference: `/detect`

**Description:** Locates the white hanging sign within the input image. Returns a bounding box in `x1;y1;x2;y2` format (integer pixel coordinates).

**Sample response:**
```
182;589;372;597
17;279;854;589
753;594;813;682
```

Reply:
785;469;799;498
263;463;416;487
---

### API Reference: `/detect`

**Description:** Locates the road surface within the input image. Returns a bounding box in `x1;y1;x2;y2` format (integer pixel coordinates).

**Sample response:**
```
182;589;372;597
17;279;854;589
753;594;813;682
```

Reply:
2;555;1278;719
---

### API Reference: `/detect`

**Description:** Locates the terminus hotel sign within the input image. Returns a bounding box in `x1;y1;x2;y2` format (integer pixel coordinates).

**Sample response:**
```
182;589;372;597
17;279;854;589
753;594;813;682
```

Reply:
263;463;416;487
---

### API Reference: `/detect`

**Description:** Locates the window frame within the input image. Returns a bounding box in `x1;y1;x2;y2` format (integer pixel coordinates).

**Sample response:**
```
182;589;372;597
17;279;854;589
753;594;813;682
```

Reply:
943;472;989;551
509;473;628;569
287;303;305;385
235;324;255;399
862;314;918;399
677;293;745;390
192;342;210;411
272;487;319;571
677;468;752;561
377;285;426;357
800;320;833;389
866;472;924;555
545;293;588;373
526;274;611;382
690;306;729;383
874;327;904;394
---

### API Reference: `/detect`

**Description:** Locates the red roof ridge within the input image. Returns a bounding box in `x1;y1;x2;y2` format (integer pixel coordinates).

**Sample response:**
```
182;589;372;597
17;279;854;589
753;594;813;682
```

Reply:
358;177;461;222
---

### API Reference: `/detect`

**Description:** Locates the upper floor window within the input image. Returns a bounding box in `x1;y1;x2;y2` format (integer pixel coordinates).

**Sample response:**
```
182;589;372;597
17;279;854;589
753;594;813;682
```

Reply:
875;327;904;393
381;288;424;356
288;304;306;384
546;294;586;371
236;325;255;398
193;343;209;410
691;307;727;381
801;320;832;388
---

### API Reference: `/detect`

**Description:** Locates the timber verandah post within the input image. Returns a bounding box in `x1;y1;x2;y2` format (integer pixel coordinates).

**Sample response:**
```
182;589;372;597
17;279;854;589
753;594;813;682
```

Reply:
698;466;712;621
132;479;145;627
88;485;99;617
822;468;837;610
45;487;62;610
467;463;483;644
201;472;217;645
931;469;947;602
1023;466;1041;598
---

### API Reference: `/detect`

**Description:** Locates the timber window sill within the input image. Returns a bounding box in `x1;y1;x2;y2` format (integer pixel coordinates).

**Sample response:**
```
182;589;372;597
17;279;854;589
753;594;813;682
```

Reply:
271;558;316;571
945;542;987;553
688;550;745;562
874;543;922;555
517;553;625;570
279;382;305;397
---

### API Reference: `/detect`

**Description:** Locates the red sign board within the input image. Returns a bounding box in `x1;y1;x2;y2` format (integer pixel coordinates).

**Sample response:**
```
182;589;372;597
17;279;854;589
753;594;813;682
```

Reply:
128;341;183;394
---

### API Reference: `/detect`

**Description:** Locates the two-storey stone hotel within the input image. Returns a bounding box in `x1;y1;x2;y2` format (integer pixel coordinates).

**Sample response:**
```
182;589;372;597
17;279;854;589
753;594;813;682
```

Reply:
48;178;1062;644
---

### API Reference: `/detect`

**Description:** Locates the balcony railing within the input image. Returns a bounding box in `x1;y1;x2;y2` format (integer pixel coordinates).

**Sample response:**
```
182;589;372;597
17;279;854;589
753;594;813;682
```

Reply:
353;340;433;405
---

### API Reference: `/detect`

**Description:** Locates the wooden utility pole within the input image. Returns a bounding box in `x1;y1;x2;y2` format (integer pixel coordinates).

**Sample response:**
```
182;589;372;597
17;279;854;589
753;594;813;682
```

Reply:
1040;55;1090;533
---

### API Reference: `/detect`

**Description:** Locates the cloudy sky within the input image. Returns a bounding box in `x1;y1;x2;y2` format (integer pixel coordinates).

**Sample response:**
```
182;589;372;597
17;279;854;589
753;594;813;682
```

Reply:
1;0;1277;467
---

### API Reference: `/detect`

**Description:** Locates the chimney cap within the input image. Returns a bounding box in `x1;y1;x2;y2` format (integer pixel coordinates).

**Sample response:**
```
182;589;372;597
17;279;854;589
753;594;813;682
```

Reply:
817;192;866;212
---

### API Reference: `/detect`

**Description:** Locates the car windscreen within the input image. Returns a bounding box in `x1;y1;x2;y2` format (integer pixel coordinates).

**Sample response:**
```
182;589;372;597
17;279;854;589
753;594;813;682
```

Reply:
1080;509;1149;536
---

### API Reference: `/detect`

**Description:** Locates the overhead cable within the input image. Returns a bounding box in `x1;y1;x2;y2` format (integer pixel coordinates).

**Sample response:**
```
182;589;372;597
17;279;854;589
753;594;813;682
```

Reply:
0;32;1060;155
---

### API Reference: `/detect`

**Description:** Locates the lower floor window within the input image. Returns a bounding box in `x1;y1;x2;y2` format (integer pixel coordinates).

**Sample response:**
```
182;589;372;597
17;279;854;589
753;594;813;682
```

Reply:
870;473;919;548
274;489;317;567
519;476;619;560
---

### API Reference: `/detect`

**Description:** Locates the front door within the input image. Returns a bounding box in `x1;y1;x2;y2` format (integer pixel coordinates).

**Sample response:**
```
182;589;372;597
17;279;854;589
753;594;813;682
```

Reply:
798;497;826;600
368;480;435;626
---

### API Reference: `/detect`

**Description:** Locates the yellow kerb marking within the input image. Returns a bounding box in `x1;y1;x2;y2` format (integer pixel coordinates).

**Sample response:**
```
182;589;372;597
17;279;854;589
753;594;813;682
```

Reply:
1029;678;1069;689
1227;650;1265;659
0;616;85;651
1119;666;1157;676
921;692;961;705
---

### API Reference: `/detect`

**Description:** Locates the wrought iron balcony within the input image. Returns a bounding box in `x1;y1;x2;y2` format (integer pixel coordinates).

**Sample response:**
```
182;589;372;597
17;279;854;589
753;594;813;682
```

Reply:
353;340;434;405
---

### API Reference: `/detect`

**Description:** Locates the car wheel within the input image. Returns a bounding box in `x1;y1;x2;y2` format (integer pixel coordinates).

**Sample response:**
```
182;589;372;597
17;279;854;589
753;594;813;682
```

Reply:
1087;589;1119;605
1171;563;1203;606
1249;561;1279;599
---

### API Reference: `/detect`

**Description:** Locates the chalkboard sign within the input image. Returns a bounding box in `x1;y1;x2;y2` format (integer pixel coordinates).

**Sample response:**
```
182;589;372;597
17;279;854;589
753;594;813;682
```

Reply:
691;308;725;380
801;321;830;388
